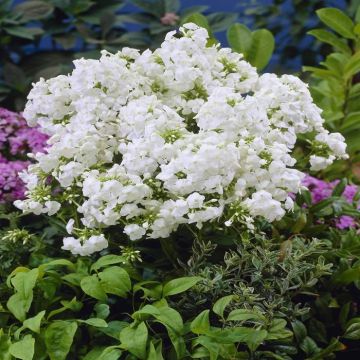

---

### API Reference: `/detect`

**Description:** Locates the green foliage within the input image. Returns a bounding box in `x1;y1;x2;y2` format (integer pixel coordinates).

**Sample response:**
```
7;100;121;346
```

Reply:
305;6;360;180
227;23;275;70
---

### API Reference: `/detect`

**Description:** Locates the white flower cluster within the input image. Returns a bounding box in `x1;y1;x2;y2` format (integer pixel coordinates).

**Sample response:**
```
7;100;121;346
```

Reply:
15;24;347;255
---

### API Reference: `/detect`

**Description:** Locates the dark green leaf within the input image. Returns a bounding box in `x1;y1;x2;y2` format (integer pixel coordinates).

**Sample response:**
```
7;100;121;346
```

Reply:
163;276;202;297
45;321;78;360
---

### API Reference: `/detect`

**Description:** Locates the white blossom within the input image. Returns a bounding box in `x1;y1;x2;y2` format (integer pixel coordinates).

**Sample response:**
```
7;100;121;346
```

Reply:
15;24;347;255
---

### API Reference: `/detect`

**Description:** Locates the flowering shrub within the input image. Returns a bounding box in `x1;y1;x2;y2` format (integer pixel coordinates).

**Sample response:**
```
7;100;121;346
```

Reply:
0;108;47;203
15;24;348;256
302;175;359;229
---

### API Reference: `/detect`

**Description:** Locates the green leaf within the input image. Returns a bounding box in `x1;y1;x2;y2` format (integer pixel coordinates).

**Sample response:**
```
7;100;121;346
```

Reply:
98;266;131;297
79;318;108;328
333;267;360;285
207;12;237;33
23;310;46;333
332;178;347;196
292;320;307;343
95;303;110;319
147;340;164;360
0;329;11;360
163;276;202;297
7;269;39;321
13;1;54;22
97;321;128;340
309;338;345;360
212;295;235;318
344;321;360;340
266;319;293;340
80;275;107;301
316;8;355;39
4;26;43;40
9;335;34;360
300;336;320;356
227;23;252;55
307;29;351;54
181;13;210;34
227;309;265;322
191;310;210;334
45;321;78;360
10;268;39;297
166;325;187;359
84;347;122;360
247;29;275;70
344;51;360;79
120;322;148;359
90;255;126;271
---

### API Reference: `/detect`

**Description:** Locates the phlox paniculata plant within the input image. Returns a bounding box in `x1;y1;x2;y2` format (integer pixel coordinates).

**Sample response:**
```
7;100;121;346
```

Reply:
15;24;347;255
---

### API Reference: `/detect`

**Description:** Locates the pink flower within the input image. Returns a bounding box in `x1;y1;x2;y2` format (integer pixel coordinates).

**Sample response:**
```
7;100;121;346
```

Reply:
160;12;179;26
301;175;359;230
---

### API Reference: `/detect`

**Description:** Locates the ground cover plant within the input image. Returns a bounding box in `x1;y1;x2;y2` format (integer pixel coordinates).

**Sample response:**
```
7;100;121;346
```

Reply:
0;2;359;360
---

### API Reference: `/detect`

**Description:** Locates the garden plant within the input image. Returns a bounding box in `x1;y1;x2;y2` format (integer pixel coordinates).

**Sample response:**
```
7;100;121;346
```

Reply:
0;1;359;360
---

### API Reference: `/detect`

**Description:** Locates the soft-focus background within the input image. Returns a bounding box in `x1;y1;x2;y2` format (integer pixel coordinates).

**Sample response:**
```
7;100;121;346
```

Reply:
0;0;352;110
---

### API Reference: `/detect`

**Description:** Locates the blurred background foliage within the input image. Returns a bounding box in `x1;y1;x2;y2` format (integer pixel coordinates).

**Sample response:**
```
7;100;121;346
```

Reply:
0;0;355;111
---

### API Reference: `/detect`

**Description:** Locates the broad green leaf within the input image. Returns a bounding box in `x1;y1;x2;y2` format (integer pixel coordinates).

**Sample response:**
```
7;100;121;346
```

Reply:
45;321;78;360
333;267;360;285
165;0;180;13
266;319;293;340
344;51;360;79
247;29;275;70
98;321;128;340
194;336;220;360
317;8;355;39
332;179;347;196
9;335;34;360
120;322;148;359
0;329;11;360
7;269;39;321
227;23;252;55
7;294;31;322
4;26;43;40
344;322;360;339
79;318;108;328
98;266;131;297
13;0;54;22
133;305;183;334
207;12;237;33
227;309;266;322
181;13;211;34
212;295;234;318
39;259;75;271
10;268;39;297
23;310;46;333
83;347;122;360
307;29;351;54
147;340;164;360
90;255;126;271
300;336;320;356
190;310;210;334
95;303;110;319
309;338;345;359
292;320;307;343
166;325;187;359
80;275;107;301
163;276;202;297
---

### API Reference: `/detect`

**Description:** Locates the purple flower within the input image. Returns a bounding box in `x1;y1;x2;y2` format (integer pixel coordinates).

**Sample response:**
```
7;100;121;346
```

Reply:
0;108;47;203
302;175;359;230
